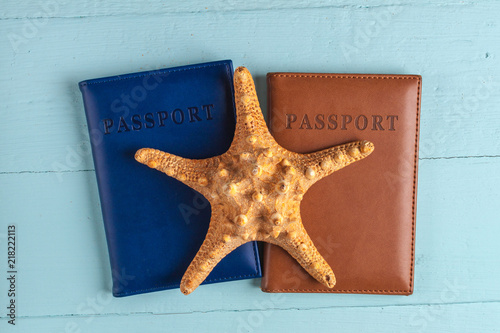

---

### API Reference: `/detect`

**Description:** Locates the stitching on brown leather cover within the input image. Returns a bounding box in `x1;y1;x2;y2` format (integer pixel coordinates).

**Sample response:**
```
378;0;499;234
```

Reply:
262;73;421;294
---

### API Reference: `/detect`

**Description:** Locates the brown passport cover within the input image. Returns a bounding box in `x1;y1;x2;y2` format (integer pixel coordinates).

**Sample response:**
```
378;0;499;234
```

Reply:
261;73;421;294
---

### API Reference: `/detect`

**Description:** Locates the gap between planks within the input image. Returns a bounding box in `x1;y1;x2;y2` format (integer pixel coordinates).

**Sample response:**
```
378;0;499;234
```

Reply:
0;299;498;321
0;154;499;176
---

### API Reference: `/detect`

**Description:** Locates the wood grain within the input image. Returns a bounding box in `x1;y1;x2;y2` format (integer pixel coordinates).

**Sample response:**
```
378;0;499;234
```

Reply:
0;1;499;331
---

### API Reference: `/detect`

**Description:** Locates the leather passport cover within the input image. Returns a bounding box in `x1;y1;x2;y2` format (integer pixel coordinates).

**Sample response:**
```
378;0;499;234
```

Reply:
79;60;261;297
261;73;421;294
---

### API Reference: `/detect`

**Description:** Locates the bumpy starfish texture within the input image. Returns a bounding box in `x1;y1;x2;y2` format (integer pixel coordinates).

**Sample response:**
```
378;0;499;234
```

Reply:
135;67;374;295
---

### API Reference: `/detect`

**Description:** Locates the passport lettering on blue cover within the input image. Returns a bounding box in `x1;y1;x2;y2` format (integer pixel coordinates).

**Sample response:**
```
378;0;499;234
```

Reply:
79;60;261;297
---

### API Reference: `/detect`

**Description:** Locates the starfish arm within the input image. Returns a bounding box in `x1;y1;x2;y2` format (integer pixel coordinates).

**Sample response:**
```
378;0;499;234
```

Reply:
180;206;245;295
135;148;218;194
231;67;277;149
290;140;374;182
271;219;336;288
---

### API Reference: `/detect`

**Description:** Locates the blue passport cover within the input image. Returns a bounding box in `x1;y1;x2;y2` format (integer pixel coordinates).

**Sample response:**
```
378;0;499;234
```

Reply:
79;60;261;297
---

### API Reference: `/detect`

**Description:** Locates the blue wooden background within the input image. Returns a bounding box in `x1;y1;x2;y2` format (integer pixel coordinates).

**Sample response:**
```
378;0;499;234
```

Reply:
1;1;499;332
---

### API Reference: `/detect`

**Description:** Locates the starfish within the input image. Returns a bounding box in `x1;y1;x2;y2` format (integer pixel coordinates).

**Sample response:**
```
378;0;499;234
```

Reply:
135;67;374;295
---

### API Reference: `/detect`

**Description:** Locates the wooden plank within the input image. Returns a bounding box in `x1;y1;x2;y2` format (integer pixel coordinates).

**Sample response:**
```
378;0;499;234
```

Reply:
0;0;476;19
1;3;500;173
7;302;500;332
0;157;498;320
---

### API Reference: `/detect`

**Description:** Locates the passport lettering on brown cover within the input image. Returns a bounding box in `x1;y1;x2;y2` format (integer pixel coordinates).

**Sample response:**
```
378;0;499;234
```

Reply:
261;73;421;294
